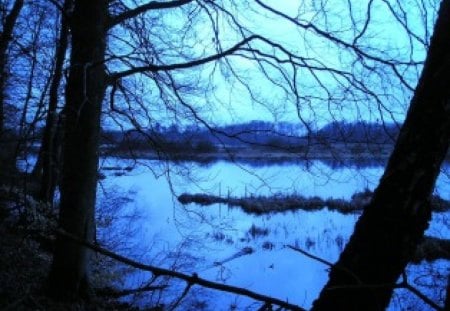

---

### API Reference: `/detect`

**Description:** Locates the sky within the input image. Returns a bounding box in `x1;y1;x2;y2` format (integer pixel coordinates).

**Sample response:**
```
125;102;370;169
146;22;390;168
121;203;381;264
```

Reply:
105;0;438;130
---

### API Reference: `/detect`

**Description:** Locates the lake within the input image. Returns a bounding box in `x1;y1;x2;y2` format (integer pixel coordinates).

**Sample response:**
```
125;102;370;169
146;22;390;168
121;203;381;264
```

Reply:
96;159;449;310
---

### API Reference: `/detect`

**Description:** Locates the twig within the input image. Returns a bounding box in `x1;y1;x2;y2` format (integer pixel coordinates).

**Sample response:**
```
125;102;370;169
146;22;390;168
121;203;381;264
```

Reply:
56;229;305;311
286;244;362;284
169;283;192;311
287;245;443;310
403;283;444;311
286;245;335;268
96;285;167;298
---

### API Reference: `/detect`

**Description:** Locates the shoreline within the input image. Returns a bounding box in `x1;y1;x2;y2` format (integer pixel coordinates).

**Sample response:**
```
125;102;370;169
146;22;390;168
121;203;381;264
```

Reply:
100;144;396;165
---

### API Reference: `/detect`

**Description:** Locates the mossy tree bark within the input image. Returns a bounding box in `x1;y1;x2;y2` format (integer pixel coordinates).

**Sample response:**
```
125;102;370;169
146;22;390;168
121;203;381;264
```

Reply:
312;1;450;310
47;0;107;300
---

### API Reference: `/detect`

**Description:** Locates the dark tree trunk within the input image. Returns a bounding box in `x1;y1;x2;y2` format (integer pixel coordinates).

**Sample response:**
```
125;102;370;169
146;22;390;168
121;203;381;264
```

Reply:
0;0;23;135
312;1;450;310
48;0;107;300
33;0;72;203
0;0;23;175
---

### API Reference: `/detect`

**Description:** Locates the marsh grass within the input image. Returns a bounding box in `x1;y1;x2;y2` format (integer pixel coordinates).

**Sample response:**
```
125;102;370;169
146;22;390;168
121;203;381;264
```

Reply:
178;190;450;215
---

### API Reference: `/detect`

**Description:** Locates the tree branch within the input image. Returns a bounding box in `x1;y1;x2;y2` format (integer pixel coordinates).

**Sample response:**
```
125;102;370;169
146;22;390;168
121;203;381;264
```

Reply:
253;0;418;91
96;285;167;298
108;0;194;29
56;229;305;311
109;35;258;81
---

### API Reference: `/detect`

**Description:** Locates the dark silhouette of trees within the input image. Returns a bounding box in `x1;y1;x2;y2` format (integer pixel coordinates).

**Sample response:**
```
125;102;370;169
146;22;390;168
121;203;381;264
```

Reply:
32;0;72;204
0;0;23;136
47;0;108;299
312;0;450;309
0;0;447;308
47;0;198;299
0;0;23;172
0;0;61;178
46;0;449;306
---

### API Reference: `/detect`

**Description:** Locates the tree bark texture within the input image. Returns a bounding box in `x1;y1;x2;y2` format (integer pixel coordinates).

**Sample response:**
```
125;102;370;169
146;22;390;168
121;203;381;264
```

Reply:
312;1;450;310
48;0;107;300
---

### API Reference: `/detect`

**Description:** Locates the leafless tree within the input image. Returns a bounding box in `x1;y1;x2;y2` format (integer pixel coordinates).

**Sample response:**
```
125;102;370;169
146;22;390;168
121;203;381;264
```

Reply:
0;0;440;308
0;0;24;172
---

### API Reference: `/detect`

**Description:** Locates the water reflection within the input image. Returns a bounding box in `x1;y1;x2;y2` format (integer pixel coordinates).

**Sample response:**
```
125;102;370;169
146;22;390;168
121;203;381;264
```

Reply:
98;158;450;310
167;156;389;169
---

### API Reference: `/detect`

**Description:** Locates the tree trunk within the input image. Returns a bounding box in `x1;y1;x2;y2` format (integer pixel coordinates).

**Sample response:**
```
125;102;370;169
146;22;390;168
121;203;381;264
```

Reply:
48;0;107;300
0;0;24;175
33;0;71;203
312;1;450;310
0;0;23;135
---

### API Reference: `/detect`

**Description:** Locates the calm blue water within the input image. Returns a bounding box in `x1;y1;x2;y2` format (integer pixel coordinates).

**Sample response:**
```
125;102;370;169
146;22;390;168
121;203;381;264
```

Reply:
96;159;449;310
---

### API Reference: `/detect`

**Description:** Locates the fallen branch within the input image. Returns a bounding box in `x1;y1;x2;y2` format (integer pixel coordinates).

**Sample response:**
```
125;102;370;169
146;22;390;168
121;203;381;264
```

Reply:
96;285;167;298
56;229;305;311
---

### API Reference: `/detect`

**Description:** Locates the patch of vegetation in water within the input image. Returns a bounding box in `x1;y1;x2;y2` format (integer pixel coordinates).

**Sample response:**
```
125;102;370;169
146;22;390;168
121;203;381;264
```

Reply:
178;190;450;215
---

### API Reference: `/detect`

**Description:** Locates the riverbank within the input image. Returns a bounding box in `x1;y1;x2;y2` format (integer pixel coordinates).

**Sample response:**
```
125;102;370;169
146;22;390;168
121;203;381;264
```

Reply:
100;143;397;169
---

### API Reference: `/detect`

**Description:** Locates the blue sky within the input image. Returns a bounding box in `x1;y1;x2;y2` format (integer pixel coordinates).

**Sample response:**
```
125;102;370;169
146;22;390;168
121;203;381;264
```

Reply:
105;0;437;130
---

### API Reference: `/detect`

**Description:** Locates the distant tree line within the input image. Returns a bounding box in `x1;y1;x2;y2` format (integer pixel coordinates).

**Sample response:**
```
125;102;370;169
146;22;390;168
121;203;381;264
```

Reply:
100;120;400;154
0;0;449;309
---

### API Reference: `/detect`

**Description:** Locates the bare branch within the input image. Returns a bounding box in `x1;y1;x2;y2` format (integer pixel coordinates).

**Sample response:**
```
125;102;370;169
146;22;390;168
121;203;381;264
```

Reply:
109;35;258;81
56;229;305;311
108;0;194;29
253;0;418;91
96;285;167;298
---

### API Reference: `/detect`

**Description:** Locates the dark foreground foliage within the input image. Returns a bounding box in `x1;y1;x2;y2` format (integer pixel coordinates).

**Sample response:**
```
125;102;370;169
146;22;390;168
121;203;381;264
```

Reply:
0;188;137;311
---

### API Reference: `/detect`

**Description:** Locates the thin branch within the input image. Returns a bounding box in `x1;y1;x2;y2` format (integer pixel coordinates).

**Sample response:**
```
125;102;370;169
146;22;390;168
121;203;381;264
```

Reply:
253;0;417;91
109;35;258;81
108;0;194;29
287;245;443;310
286;245;335;268
168;283;192;311
56;229;305;311
403;283;444;311
96;285;167;298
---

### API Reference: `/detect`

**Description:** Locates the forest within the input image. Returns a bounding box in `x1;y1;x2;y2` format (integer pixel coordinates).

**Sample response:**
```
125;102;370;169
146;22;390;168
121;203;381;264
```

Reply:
0;0;449;310
101;120;400;151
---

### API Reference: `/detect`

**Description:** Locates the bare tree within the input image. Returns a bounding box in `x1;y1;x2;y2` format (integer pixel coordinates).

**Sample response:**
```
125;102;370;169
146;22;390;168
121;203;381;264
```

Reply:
48;0;197;299
0;0;23;134
47;0;109;299
42;0;448;307
32;0;72;204
0;0;24;171
312;0;450;308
